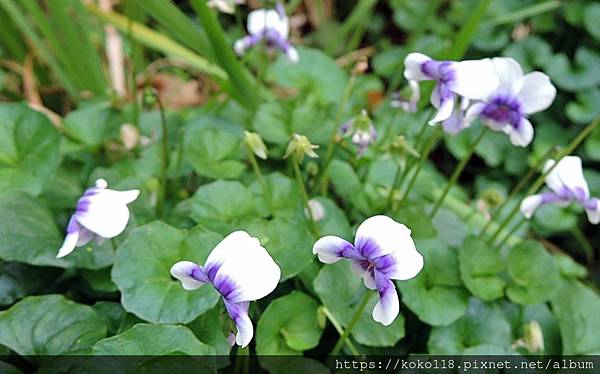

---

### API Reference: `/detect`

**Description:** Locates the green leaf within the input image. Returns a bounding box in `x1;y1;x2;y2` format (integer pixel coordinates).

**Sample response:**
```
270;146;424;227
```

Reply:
314;261;405;347
256;291;323;355
184;119;245;180
242;217;314;281
398;239;469;326
112;222;221;323
502;36;553;71
253;101;292;145
0;294;106;355
566;87;600;125
186;306;231;356
550;280;600;354
0;262;61;306
546;47;600;92
268;47;348;105
521;303;561;355
427;298;513;354
393;204;437;240
458;236;506;301
190;180;261;234
63;102;122;147
0;191;113;269
92;324;215;355
0;103;60;196
585;127;600;162
432;208;468;247
506;240;560;305
92;301;129;336
250;173;301;219
583;2;600;40
81;267;118;293
309;197;352;238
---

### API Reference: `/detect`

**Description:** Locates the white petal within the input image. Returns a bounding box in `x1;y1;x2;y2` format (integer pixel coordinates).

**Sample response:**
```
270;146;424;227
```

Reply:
555;156;590;200
520;194;543;219
267;11;289;39
383;242;424;281
543;159;563;194
57;230;79;258
452;58;499;100
464;102;486;126
508;117;534;147
355;215;413;259
209;231;281;303
313;235;353;264
491;57;524;96
233;38;246;55
428;96;454;125
585;200;600;224
225;301;253;347
286;45;299;63
75;189;138;238
247;9;270;35
517;72;556;114
372;273;399;326
404;53;432;81
76;227;95;246
170;261;206;290
350;260;376;290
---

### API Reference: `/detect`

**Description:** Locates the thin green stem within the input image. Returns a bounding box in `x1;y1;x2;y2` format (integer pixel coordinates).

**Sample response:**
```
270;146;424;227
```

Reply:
480;146;557;236
442;0;492;60
321;307;360;356
387;164;403;210
495;218;526;249
156;95;169;218
481;0;561;27
430;127;488;219
110;238;118;251
394;127;442;213
247;147;275;215
331;291;373;356
292;155;320;237
488;115;600;243
570;226;594;265
317;73;357;195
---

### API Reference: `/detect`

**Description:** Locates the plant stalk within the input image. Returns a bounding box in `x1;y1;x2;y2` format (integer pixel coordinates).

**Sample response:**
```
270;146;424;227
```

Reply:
292;155;320;236
247;147;275;216
330;291;373;355
156;95;169;218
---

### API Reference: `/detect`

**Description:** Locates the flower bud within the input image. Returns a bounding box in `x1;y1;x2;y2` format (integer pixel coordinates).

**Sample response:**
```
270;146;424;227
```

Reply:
305;199;325;221
481;189;504;209
284;133;319;161
244;131;268;160
524;320;544;353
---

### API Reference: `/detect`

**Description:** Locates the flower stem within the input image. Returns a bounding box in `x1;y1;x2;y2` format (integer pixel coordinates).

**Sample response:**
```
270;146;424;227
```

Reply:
317;72;357;195
156;94;169;218
429;127;488;219
488;115;600;243
246;147;275;216
292;155;320;237
570;226;595;265
331;291;373;356
387;163;403;210
394;126;442;213
479;146;557;236
321;307;360;356
495;218;526;249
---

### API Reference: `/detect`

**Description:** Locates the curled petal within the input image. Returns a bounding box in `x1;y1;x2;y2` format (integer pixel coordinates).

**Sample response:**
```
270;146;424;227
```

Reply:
56;217;80;258
554;156;590;201
76;188;139;238
372;271;399;326
508;117;534;147
208;231;281;303
76;227;95;247
170;261;207;290
520;194;544;219
452;58;499;100
225;300;253;347
585;198;600;224
428;95;454;125
355;215;414;260
403;53;432;81
234;35;260;56
517;72;556;114
313;235;356;263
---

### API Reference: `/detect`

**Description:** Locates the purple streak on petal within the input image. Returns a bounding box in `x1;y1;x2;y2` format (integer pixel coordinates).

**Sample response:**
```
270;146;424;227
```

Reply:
442;110;466;134
190;266;210;284
572;186;589;202
213;274;238;300
338;241;362;260
224;299;249;326
372;254;397;277
275;2;286;19
421;60;441;79
584;197;599;210
374;270;393;298
540;192;562;204
480;95;523;128
75;198;91;214
355;236;385;262
66;216;80;234
76;227;95;246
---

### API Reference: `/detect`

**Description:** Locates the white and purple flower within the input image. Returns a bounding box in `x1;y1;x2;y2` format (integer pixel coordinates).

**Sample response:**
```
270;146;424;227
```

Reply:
520;156;599;224
404;53;498;127
464;57;556;147
57;179;139;258
340;110;377;157
171;231;281;347
234;4;298;63
313;215;423;326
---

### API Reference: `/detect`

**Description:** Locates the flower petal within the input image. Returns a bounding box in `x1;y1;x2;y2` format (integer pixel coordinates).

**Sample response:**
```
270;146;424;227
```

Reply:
374;245;424;281
247;9;270;35
491;57;524;96
286;45;299;63
56;217;80;258
170;261;207;290
372;271;399;326
75;189;139;238
520;194;544;219
428;94;454;125
355;215;413;260
225;300;253;347
555;156;590;201
313;235;356;263
508;117;534;147
208;231;281;303
452;58;499;100
543;159;563;194
585;198;600;225
517;72;556;114
403;53;432;81
76;226;95;246
350;260;376;290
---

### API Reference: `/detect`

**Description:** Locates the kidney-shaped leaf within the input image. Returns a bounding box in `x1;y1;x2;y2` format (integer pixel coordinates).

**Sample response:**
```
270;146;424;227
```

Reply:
0;103;60;196
0;294;107;355
256;291;323;355
112;222;222;324
458;236;506;301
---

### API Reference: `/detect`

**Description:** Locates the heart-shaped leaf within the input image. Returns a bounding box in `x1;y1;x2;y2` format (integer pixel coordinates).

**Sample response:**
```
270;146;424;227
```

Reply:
458;236;506;301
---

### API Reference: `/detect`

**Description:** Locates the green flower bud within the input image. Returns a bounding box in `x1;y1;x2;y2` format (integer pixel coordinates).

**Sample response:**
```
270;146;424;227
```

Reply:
284;133;319;161
244;131;268;160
